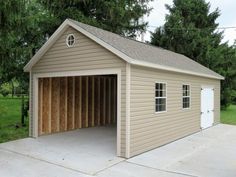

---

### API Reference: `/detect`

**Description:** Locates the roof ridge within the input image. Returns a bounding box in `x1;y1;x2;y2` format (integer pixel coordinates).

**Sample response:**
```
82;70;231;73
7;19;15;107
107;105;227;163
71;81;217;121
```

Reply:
68;18;184;56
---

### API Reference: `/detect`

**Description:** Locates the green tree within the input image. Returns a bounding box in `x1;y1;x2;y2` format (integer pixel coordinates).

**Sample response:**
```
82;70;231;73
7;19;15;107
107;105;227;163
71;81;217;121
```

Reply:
0;0;55;93
150;0;236;108
0;0;26;82
151;0;222;65
38;0;152;37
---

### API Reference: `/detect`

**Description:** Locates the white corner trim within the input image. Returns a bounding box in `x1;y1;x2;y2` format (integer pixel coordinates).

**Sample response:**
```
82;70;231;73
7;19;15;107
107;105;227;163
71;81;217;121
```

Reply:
125;63;131;158
29;71;32;137
33;75;39;137
116;70;122;157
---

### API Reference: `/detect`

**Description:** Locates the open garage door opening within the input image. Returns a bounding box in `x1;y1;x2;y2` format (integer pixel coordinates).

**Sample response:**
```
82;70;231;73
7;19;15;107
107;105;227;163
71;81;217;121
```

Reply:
37;74;118;155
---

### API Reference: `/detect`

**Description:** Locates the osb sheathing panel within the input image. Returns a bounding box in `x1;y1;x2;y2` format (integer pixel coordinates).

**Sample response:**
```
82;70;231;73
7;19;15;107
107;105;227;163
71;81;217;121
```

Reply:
38;75;117;135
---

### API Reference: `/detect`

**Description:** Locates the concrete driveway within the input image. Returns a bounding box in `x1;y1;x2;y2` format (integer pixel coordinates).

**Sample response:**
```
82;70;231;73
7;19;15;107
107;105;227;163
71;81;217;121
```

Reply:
0;124;235;177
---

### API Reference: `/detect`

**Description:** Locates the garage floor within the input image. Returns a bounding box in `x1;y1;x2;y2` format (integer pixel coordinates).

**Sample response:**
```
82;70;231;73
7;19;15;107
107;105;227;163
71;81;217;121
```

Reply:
0;124;236;177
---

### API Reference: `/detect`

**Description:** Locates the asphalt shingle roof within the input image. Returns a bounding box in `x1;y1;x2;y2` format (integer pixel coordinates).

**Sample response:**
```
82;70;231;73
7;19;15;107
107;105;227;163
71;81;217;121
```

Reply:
70;19;223;79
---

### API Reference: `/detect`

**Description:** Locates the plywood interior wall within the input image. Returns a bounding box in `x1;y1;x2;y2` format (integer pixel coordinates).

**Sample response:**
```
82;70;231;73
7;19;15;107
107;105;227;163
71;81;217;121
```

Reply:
38;75;117;135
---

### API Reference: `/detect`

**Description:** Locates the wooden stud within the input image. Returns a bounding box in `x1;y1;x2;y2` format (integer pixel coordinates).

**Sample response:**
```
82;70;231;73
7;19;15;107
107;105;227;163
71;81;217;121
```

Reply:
82;77;87;128
114;77;117;123
92;76;95;127
79;77;82;128
48;78;52;133
97;77;101;126
57;79;60;131
105;77;110;125
72;76;75;129
74;76;81;129
108;77;111;124
86;76;89;127
65;77;68;131
51;78;60;133
67;77;73;130
100;77;104;125
93;77;97;127
110;77;114;124
94;76;100;127
59;77;66;131
105;77;109;124
88;77;92;127
42;78;50;134
104;77;106;126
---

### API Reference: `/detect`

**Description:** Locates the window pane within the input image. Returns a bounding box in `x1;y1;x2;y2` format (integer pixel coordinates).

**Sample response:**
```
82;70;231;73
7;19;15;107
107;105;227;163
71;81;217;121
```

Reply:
155;90;158;97
160;98;166;105
159;90;163;97
186;85;189;91
162;84;166;91
162;90;166;97
187;90;190;96
155;98;166;112
155;98;159;105
186;102;190;108
160;84;163;90
183;97;190;108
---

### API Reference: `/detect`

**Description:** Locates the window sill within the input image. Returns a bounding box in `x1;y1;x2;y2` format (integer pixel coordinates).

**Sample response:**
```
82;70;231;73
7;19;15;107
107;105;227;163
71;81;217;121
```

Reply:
155;110;167;114
182;107;191;110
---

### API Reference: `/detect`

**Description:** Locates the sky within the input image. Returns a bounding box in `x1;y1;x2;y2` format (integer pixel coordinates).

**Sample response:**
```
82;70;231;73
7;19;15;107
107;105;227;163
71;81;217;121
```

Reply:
143;0;236;45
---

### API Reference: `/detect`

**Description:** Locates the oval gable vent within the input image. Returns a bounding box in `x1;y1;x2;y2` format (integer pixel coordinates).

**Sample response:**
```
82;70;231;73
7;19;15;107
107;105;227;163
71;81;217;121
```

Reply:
66;34;75;47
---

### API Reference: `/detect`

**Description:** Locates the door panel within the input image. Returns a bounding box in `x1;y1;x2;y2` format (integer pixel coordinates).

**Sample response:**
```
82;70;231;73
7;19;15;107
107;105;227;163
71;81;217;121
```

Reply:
201;88;214;129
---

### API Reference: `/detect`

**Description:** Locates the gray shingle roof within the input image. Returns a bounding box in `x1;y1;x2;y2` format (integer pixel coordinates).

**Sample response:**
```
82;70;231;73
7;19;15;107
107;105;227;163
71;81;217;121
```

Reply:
70;19;223;79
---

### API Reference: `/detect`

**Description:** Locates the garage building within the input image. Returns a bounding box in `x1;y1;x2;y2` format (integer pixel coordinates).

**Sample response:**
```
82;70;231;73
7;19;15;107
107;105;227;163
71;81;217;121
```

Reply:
24;19;224;158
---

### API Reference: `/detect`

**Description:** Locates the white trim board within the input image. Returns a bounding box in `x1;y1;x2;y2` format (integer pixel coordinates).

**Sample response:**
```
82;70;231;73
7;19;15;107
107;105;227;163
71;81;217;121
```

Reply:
24;19;224;80
32;69;122;157
125;63;131;158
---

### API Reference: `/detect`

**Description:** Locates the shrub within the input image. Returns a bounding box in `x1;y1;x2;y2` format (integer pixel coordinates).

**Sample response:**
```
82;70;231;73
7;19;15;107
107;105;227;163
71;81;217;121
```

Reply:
0;83;11;97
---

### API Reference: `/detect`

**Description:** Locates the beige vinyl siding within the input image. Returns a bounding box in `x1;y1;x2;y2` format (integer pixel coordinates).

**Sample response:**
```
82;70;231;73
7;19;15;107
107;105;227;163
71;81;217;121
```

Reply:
31;27;127;157
130;65;220;156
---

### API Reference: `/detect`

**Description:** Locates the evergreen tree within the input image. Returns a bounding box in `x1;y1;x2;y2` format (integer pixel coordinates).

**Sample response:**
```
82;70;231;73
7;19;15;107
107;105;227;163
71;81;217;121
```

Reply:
150;0;236;108
0;0;26;83
151;0;222;66
38;0;152;37
0;0;54;91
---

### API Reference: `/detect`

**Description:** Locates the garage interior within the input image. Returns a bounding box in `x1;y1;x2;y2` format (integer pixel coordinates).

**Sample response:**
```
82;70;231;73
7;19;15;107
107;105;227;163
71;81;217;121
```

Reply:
38;75;117;135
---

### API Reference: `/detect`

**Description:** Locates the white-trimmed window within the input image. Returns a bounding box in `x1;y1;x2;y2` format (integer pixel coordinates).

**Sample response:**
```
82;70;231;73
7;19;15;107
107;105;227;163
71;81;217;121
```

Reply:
66;34;75;47
182;84;190;109
155;83;166;112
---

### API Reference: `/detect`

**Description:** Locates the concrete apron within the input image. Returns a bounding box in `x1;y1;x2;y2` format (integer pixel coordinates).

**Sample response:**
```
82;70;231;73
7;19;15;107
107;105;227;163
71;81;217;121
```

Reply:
128;124;236;177
0;126;124;175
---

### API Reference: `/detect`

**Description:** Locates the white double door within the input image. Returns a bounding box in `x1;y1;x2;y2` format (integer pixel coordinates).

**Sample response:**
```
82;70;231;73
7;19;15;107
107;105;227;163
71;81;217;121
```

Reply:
201;87;214;129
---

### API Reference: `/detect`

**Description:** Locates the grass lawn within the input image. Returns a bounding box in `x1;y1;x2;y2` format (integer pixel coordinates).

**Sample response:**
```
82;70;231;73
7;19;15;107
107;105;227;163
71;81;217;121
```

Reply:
221;105;236;125
0;96;28;143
